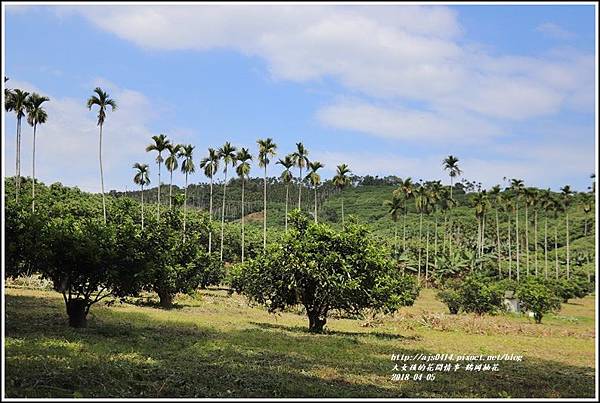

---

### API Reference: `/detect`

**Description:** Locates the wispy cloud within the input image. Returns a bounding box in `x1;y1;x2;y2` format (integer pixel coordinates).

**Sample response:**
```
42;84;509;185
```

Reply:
536;22;576;40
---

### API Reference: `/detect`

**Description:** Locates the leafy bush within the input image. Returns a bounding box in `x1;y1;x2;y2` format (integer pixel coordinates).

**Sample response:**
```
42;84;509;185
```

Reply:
458;274;504;315
36;216;146;327
141;211;224;308
516;277;561;324
230;210;420;333
436;278;462;314
544;275;591;303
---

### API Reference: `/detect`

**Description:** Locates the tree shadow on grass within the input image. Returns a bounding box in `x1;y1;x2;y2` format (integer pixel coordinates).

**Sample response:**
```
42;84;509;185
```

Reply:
4;293;595;399
250;321;422;341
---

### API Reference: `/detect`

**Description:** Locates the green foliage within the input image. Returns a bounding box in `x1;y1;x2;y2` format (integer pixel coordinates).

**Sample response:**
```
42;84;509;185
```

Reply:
436;278;462;314
230;210;420;333
543;274;591;303
516;277;562;324
140;211;224;307
32;212;145;327
458;274;504;315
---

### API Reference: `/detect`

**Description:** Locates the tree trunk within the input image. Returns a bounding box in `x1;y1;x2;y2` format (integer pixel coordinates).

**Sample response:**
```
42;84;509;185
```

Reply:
477;217;482;260
141;184;144;230
425;227;429;285
169;170;173;210
496;208;501;276
157;158;161;221
183;173;188;242
525;205;529;276
263;166;267;249
157;290;174;309
99;123;107;224
566;211;570;279
554;225;559;279
434;214;438;257
241;178;245;263
507;213;512;280
544;216;548;279
16;116;22;203
220;167;228;261
314;186;318;223
480;214;486;270
298;166;303;210
208;176;213;254
66;298;88;328
307;309;327;333
534;210;538;276
32;124;37;212
403;211;407;253
418;212;423;279
284;183;289;232
394;225;398;259
515;203;520;281
341;194;345;225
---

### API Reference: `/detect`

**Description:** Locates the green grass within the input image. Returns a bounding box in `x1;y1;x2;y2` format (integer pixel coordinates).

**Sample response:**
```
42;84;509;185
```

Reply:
5;286;595;398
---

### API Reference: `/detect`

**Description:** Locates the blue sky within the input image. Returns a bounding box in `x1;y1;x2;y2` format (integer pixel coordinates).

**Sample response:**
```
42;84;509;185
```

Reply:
3;4;596;193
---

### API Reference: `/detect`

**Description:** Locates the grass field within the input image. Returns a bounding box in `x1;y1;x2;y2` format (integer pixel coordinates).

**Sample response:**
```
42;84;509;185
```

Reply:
4;286;596;398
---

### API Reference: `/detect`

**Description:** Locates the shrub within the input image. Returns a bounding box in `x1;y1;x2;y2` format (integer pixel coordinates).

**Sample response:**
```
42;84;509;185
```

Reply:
36;216;146;327
436;278;463;314
230;210;420;333
141;211;224;308
458;274;504;315
516;277;561;324
545;275;591;303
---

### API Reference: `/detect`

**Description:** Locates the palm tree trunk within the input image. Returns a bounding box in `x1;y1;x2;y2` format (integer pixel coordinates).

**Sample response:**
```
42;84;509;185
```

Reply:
285;183;289;232
183;173;188;241
16;116;22;203
434;214;438;257
534;210;538;276
208;176;213;254
403;211;407;253
157;159;161;221
544;216;548;279
507;213;512;280
515;203;520;281
141;184;145;230
298;167;303;210
220;167;228;261
169;170;173;210
477;217;481;260
425;227;429;285
555;224;559;279
495;208;501;276
566;211;570;279
99;123;107;224
442;211;448;253
394;224;398;259
314;186;318;223
525;205;529;276
418;212;423;279
341;194;345;226
481;214;486;270
241;177;245;263
263;166;267;249
31;124;37;212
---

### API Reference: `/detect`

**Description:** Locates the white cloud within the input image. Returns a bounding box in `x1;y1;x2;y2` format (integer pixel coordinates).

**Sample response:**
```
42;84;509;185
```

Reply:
536;22;576;40
67;4;594;123
312;141;594;191
4;79;160;192
317;101;502;143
